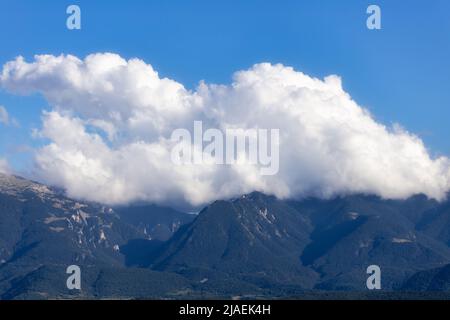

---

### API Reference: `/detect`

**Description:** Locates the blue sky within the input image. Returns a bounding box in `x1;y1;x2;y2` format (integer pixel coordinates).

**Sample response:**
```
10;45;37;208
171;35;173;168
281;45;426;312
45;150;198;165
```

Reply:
1;0;450;173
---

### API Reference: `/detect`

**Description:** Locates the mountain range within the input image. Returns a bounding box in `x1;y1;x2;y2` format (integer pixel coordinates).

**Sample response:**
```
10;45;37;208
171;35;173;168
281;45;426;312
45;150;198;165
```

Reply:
1;172;450;299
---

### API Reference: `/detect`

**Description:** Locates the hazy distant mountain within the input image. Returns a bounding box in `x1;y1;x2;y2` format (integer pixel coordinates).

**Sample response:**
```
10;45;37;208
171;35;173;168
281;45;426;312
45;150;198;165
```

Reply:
2;173;450;299
290;195;450;290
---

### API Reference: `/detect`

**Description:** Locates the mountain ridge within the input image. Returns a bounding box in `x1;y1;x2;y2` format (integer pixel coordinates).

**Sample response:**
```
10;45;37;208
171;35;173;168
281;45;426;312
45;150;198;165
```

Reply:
2;173;450;298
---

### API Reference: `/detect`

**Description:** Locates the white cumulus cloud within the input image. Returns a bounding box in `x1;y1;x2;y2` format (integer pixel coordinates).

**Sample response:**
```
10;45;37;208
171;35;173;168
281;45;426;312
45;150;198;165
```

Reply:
1;53;450;206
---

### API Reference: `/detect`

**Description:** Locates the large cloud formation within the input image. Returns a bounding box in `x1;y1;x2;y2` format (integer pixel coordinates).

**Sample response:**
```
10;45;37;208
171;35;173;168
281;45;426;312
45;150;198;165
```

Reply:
1;53;450;206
